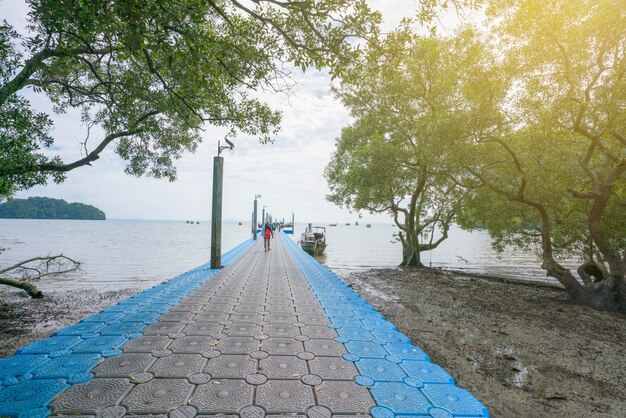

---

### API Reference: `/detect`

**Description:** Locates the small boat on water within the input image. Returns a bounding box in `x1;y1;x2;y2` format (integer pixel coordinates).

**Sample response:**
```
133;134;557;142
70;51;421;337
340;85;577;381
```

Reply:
300;224;327;255
355;221;359;226
329;223;337;226
366;224;371;228
345;223;351;226
238;222;242;225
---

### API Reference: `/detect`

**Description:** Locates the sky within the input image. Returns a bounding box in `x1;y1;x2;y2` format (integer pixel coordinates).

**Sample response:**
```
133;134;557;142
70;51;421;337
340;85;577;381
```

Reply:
2;0;426;223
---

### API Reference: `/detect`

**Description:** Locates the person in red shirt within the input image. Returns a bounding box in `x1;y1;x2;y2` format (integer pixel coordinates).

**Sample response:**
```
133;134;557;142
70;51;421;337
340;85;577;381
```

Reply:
263;222;274;251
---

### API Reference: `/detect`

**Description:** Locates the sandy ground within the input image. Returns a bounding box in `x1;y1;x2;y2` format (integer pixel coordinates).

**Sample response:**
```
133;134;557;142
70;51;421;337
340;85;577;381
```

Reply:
341;268;626;418
0;288;140;358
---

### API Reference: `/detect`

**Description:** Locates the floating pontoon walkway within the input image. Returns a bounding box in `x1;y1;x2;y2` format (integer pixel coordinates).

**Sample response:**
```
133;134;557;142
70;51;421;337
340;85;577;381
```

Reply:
0;234;489;417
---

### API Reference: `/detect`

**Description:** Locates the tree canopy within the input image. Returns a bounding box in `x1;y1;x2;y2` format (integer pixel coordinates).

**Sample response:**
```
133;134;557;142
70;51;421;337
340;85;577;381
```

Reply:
326;0;625;310
326;29;501;266
455;0;626;310
0;0;381;200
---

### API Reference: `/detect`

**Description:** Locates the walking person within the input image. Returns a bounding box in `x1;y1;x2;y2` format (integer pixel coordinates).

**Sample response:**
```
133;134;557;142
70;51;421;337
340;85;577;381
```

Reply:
263;222;274;252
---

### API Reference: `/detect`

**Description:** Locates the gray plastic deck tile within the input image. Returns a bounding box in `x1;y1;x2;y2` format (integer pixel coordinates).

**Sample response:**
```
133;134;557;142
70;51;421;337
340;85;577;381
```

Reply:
122;335;172;353
300;325;338;339
170;304;202;312
315;380;375;413
190;380;254;413
169;405;198;418
306;406;331;418
95;405;125;418
266;416;305;418
260;339;301;357
223;323;262;336
304;339;347;357
51;378;132;413
168;336;218;353
142;322;186;335
296;315;330;326
193;312;230;322
266;305;296;314
295;306;325;315
229;313;264;323
159;312;195;322
205;354;257;378
148;354;206;378
258;355;308;379
215;336;260;354
255;380;316;413
181;323;224;336
264;323;300;338
308;357;359;380
264;313;294;323
202;303;235;313
92;353;155;377
121;379;194;413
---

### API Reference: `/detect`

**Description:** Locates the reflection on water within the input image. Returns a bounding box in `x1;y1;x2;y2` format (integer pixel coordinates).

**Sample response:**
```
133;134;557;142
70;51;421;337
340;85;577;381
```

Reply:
0;219;578;291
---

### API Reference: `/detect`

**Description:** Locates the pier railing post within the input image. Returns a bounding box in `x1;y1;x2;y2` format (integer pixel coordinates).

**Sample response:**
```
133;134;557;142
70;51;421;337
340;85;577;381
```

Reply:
210;156;224;269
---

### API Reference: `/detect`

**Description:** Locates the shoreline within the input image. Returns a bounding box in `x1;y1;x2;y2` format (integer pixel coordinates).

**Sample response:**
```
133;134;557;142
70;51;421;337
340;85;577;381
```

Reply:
339;268;625;417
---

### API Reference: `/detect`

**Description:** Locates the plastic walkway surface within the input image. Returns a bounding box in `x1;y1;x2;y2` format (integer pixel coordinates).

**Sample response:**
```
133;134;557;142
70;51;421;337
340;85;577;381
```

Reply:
0;234;489;418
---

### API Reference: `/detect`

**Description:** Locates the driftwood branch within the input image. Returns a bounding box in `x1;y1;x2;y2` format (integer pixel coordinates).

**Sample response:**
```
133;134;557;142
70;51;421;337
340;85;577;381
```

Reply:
0;254;82;298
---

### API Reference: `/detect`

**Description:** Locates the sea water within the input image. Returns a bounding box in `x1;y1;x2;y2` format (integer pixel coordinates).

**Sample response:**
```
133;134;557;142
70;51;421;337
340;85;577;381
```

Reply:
0;219;576;290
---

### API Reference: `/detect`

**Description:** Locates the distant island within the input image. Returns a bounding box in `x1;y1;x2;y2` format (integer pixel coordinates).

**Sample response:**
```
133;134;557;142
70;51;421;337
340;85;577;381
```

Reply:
0;197;106;220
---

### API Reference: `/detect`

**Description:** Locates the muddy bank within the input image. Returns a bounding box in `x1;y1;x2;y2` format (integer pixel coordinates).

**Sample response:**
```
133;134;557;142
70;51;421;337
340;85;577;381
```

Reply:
0;287;140;358
342;268;626;418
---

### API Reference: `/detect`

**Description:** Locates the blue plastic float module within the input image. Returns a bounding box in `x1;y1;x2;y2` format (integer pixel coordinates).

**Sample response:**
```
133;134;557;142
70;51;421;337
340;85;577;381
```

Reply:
282;232;490;418
0;239;254;418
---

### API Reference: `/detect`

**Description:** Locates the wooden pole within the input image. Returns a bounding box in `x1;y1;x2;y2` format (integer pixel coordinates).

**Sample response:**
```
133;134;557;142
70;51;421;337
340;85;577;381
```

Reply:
210;156;224;269
253;198;258;240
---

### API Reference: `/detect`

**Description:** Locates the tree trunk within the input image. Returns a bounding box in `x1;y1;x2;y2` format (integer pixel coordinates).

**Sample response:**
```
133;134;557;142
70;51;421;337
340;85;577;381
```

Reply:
0;278;44;298
545;262;626;312
399;232;424;267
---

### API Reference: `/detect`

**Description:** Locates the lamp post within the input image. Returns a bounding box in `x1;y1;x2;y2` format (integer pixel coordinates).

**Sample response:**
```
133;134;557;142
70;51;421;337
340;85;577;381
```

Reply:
262;205;267;226
253;194;261;240
291;212;295;234
210;139;234;269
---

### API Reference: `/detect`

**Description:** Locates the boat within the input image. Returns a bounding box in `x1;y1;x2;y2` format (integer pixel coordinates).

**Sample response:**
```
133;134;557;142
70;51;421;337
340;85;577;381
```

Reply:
329;223;337;226
366;224;371;228
238;222;242;225
355;221;359;226
299;224;327;255
345;223;351;226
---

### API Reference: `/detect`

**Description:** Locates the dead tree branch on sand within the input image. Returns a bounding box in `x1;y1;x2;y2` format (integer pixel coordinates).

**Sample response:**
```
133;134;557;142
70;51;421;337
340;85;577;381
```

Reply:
0;254;81;298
